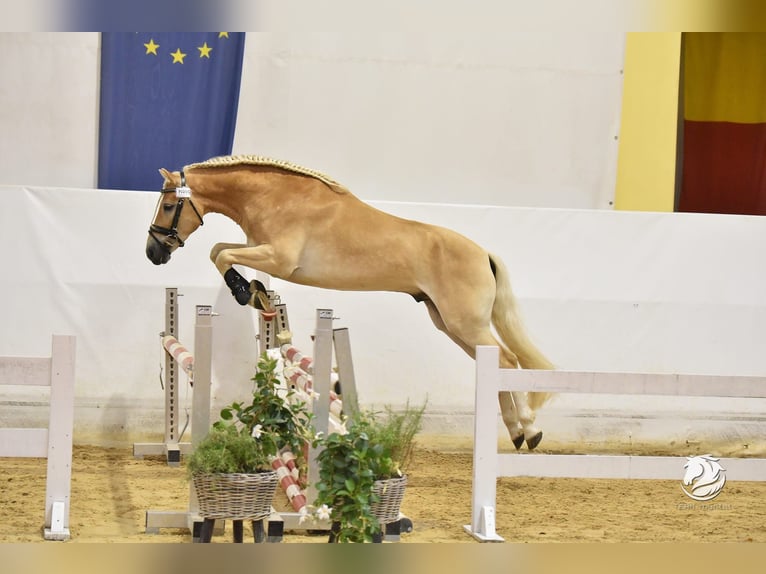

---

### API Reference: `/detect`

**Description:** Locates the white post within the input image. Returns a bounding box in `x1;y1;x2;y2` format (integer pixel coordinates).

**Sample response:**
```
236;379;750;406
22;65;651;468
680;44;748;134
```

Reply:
306;309;334;505
463;345;504;542
191;305;213;448
332;327;359;416
45;335;76;540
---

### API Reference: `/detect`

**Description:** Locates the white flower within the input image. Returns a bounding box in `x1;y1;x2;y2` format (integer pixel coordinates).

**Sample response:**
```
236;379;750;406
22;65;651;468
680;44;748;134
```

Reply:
316;504;331;521
251;424;263;439
314;431;324;441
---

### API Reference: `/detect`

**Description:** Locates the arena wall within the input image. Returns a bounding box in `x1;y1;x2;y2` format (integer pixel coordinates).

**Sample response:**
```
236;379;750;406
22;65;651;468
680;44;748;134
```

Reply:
1;185;764;449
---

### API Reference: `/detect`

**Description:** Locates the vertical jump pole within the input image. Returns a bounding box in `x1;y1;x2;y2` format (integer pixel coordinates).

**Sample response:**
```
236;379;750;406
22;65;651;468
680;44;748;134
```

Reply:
143;302;216;537
164;287;181;463
305;309;335;506
186;304;213;525
270;306;361;533
191;305;213;449
332;327;359;416
257;291;290;354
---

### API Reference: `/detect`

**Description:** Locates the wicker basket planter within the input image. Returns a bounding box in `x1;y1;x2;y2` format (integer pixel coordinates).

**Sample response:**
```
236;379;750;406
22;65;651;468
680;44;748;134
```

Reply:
370;475;407;525
327;475;408;543
192;471;279;521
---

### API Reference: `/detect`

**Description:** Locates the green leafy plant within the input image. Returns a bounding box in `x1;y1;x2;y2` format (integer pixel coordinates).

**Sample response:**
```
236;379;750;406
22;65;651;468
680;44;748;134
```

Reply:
186;352;315;478
312;401;425;542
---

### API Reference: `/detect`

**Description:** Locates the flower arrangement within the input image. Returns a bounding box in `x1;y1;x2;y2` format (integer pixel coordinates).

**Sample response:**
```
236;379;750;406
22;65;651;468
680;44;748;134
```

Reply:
186;352;315;478
311;401;425;542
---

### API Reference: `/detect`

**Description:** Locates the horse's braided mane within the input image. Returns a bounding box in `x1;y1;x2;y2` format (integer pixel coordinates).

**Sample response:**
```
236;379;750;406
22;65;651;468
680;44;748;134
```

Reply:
185;155;346;191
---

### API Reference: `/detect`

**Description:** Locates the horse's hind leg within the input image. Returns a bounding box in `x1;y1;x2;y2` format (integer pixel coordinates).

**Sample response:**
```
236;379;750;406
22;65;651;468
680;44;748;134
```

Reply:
423;299;528;450
498;392;525;450
490;349;542;450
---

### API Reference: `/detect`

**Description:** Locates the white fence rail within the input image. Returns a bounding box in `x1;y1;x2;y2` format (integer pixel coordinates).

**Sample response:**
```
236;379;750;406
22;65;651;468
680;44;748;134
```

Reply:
0;335;76;540
465;345;766;542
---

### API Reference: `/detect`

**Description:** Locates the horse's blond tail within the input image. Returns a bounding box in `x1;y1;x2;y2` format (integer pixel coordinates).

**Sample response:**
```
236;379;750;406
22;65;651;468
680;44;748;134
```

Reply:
489;253;554;410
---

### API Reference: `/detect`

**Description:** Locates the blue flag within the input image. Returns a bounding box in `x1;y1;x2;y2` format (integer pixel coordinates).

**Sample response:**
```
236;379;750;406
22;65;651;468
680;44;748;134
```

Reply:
98;32;245;191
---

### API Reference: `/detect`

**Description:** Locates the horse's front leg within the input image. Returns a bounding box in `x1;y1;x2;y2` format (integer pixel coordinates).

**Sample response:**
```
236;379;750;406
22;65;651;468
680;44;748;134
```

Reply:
210;242;262;306
210;242;247;266
213;243;292;309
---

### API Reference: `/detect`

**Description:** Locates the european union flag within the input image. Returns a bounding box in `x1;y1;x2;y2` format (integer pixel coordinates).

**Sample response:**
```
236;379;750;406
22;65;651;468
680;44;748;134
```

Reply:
98;32;245;191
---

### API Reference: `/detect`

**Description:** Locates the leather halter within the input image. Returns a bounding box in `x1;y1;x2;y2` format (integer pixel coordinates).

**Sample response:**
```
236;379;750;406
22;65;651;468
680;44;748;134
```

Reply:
148;170;204;250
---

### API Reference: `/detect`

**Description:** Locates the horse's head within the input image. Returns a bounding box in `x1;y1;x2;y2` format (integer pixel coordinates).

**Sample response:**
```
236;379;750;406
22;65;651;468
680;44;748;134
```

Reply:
146;168;205;265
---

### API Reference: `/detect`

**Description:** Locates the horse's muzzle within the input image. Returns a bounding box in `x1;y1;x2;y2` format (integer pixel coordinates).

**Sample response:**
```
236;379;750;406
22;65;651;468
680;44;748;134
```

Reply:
146;241;171;265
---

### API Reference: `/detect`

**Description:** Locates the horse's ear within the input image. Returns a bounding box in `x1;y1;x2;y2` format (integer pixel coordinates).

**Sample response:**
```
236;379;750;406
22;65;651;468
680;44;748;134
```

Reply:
158;168;174;185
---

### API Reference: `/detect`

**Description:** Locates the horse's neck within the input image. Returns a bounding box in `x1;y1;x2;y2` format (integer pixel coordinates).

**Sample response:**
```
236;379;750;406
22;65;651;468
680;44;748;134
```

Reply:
191;168;352;230
191;171;256;224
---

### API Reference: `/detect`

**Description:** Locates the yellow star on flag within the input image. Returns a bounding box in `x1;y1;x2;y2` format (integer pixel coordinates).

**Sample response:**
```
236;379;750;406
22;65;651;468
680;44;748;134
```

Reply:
144;39;159;55
170;48;187;64
198;42;212;58
218;32;229;38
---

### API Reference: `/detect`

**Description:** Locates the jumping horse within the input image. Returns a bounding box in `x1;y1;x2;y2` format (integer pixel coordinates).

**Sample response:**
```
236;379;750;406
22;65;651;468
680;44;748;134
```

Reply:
146;155;554;449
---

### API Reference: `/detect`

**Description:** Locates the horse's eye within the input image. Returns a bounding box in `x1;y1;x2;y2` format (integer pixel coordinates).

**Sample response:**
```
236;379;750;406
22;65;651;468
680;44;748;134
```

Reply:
162;203;175;212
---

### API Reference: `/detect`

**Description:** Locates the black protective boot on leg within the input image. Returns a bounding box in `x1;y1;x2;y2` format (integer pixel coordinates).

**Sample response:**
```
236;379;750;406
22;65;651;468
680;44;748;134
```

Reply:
224;268;253;305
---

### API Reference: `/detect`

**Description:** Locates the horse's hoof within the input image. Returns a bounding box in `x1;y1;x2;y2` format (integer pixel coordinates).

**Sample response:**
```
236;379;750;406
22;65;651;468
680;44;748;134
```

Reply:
512;434;525;450
525;431;543;451
249;280;273;311
252;291;274;313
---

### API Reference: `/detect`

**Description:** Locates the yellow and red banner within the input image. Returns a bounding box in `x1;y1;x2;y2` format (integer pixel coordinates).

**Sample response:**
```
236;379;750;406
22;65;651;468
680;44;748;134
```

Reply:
680;33;766;215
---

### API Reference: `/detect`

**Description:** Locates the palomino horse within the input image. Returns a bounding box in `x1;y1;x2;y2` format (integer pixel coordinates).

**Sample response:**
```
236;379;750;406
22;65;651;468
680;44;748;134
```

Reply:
146;155;554;449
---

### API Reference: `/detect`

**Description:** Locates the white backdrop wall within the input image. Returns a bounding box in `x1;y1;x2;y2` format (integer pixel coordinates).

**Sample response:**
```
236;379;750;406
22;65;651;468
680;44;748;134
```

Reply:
1;186;764;449
0;30;624;208
231;31;624;208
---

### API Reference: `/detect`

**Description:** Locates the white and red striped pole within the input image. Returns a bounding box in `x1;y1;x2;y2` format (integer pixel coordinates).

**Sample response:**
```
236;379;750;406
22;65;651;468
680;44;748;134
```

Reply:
161;335;194;379
281;345;314;374
283;365;344;423
271;454;306;513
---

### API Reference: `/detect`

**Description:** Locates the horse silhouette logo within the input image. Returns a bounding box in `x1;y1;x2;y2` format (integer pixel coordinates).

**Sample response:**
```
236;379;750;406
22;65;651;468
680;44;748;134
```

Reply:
681;455;726;501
